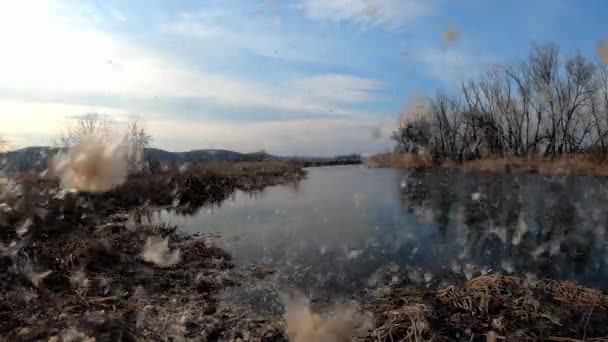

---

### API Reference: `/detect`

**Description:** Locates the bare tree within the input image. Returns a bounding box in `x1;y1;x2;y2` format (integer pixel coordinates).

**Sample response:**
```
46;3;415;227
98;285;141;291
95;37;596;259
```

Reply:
58;113;113;147
392;114;432;154
589;60;608;155
128;120;152;148
392;43;608;162
127;119;152;172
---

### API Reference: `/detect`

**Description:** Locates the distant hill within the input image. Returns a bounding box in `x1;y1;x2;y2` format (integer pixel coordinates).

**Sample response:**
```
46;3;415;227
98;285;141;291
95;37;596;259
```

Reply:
0;146;59;173
0;146;359;174
144;148;255;163
282;154;362;167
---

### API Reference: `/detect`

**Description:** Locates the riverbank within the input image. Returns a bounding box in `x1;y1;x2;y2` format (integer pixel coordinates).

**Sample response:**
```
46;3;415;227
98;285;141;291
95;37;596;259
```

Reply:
5;212;605;341
0;161;304;339
366;153;608;177
362;266;608;341
195;264;608;341
2;161;608;340
365;152;433;169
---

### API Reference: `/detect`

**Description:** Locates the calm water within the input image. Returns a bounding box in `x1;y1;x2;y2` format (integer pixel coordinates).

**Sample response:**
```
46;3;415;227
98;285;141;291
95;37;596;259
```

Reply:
157;165;608;294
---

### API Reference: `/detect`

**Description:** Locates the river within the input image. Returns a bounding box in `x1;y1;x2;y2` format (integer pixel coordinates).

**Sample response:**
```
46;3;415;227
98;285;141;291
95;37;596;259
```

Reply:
154;165;608;296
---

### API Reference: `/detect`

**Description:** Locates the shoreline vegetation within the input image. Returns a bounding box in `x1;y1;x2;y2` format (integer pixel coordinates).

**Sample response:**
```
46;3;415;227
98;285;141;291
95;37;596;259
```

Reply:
365;152;608;177
0;145;362;175
2;159;608;340
386;44;608;179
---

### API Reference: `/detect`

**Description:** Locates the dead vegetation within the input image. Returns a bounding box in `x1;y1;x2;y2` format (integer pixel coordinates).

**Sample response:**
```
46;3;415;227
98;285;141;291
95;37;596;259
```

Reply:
0;212;237;340
370;303;432;341
111;161;304;209
186;266;608;341
0;160;306;340
365;153;433;169
3;218;606;341
460;155;608;177
366;153;608;177
201;161;306;189
165;267;608;342
366;273;608;341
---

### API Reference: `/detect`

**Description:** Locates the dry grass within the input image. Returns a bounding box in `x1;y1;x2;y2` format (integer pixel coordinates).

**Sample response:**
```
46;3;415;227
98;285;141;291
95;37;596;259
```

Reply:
437;275;523;316
437;275;608;313
201;161;302;177
365;153;433;169
0;209;237;340
433;275;608;340
367;153;608;177
93;161;305;212
363;273;608;341
371;303;431;342
463;155;608;177
543;279;608;308
462;157;539;174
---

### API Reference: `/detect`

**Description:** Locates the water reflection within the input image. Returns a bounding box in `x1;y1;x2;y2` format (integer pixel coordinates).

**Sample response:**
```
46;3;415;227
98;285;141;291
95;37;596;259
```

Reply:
147;165;608;295
401;169;608;287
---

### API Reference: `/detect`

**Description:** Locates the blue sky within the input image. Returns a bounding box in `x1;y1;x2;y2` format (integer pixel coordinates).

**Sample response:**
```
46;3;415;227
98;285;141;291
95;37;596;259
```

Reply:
0;0;606;155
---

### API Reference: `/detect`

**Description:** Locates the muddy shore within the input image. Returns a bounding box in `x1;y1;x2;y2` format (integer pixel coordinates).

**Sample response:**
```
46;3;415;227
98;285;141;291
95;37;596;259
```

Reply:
2;162;608;341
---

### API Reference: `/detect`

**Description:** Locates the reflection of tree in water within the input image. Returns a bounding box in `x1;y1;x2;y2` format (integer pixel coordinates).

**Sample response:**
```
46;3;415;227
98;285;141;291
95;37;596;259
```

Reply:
272;171;608;295
136;178;305;218
399;170;608;287
400;170;457;240
528;177;607;279
463;174;522;266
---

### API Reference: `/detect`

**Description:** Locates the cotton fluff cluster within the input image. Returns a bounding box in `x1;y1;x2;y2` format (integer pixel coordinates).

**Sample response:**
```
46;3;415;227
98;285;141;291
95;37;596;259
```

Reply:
141;236;181;268
599;40;608;64
286;294;365;342
54;137;128;193
443;26;460;44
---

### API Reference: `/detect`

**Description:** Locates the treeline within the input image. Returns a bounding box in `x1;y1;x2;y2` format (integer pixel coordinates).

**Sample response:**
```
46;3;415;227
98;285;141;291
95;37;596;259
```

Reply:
393;44;608;162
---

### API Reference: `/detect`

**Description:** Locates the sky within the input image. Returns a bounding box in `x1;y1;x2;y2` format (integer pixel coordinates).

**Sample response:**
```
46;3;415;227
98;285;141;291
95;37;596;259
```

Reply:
0;0;606;156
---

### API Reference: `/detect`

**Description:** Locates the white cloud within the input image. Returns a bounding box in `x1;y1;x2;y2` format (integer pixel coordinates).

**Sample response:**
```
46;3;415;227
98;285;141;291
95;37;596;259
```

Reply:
0;2;384;118
107;6;127;23
0;98;395;156
148;117;395;156
292;74;383;104
299;0;436;30
411;47;495;86
0;1;393;155
0;98;131;148
160;9;333;64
